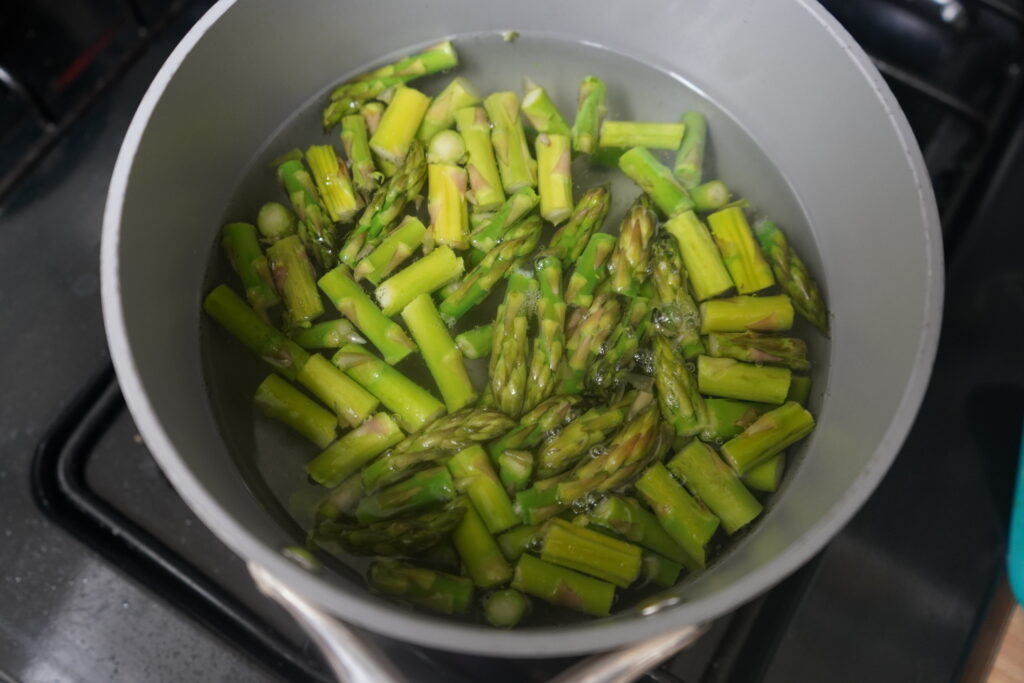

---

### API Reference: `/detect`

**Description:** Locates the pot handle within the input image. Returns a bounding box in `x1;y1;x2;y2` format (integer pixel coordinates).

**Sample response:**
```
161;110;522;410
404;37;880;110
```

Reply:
250;561;707;683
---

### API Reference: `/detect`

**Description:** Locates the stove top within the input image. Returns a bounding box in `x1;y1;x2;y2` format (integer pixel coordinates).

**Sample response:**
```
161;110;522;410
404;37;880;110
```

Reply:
2;1;1023;681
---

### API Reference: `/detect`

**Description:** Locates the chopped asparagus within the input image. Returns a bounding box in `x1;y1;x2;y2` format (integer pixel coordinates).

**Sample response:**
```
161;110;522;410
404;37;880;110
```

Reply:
743;453;786;492
650;236;705;359
525;256;566;410
340;114;378;198
290;319;365;349
314;475;364;524
417;76;480;144
653;336;707;437
276;159;339;269
353;216;426;285
484;91;537;192
699;295;794;333
498;449;534;493
489;271;538;417
452;502;513;588
426;130;467;165
787;376;812;406
455;106;507;211
256;201;297;243
571;76;607;154
667;440;762;534
401;293;478;412
635;462;719;568
449;445;520;534
546;184;611;267
497;524;541;561
361;101;385;135
455;324;494;360
588;496;697;569
296;354;380;428
540;518;643;588
376;245;464;316
515;484;566;525
707;207;775;294
221;222;279;323
369;85;432;175
565;233;616;308
483;588;530;628
721;401;815;474
534;398;631;479
707;332;809;370
673;112;707;189
599;121;685;150
306;144;362;222
319;499;465;557
701;398;771;442
607;194;657;297
559;285;622;394
253;374;336;448
266;235;324;331
489;394;583;462
468;187;538;252
355;466;455;524
754;219;830;335
587;293;652;396
368;560;473;615
535;133;573;225
663;211;733;301
691;180;731;212
619;147;695;217
427;163;470;249
511;553;614;617
521;80;571;136
640;553;684;588
697;355;791;405
306;413;404;487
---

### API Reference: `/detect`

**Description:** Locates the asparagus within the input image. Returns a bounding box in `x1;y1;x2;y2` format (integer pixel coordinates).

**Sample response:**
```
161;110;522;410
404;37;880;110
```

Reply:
368;85;432;175
697;355;792;405
535;398;632;479
511;554;614;617
588;496;696;569
203;285;309;380
663;211;733;301
787;375;812;406
221;222;279;322
483;589;530;628
452;502;513;588
484;91;537;192
587;293;652;395
489;394;583;462
306;144;362;223
668;440;763;534
619;147;695;217
565;233;616;308
355;466;455;524
707;207;775;294
521;80;571;136
699;296;794;333
266;235;324;331
368;559;473;615
535;134;573;225
353;216;426;285
426;130;466;165
470;210;495;232
559;285;622;395
253;374;336;448
375;246;464;316
641;553;684;588
540;518;643;588
361;101;385;135
673;112;707;189
468;187;538;252
417;76;480;144
497;524;540;561
320;499;465;557
744;453;786;492
707;332;809;371
701;398;770;442
721;401;815;474
635;462;719;568
290;319;365;349
401;293;478;412
607;194;657;297
427;163;470;249
305;413;405;487
332;344;444;433
440;216;542;323
525;256;566;410
650;236;705;359
455;106;507;211
340;114;378;198
599;121;685;150
339;140;426;267
449;445;520;534
498;450;533;493
489;271;538;417
571;76;607;154
546;185;612;267
515;485;566;525
414;538;461;573
256;202;296;243
653;336;707;437
276;160;339;269
314;475;364;524
691;180;731;212
754;220;830;335
318;265;417;365
455;324;494;360
296;354;380;428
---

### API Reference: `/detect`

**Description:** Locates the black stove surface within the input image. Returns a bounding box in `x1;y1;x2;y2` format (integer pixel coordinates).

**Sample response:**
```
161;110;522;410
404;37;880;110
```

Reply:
2;1;1023;681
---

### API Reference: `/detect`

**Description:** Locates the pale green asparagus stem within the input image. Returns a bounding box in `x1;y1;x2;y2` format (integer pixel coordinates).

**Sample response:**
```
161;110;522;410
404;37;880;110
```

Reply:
353;216;426;285
253;374;336;448
305;413;404;487
468;187;538;252
340;114;378;198
295;354;380;428
289;319;366;349
455;324;493;360
427;163;469;249
521;79;572;136
401;293;478;412
256;202;296;243
565;233;616;308
663;210;734;301
221;222;279;322
599;121;685;149
619;147;694;217
674;111;707;189
485;91;537;192
449;445;520;534
721;401;814;474
369;85;432;175
455;106;507;211
571;76;607;154
266;235;324;331
535;134;573;225
305;144;362;223
699;295;794;333
417;76;480;143
696;355;792;404
375;245;464;316
707;207;775;294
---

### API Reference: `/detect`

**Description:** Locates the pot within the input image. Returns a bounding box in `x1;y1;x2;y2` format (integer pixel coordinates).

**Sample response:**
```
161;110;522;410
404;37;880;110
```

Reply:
101;0;943;674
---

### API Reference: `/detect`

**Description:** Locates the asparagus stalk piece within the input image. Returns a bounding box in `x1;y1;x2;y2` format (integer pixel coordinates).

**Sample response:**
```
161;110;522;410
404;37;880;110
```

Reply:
221;222;279;323
673;112;707;189
290;319;365;349
305;413;404;487
427;163;470;249
417;76;480;144
699;296;794;333
588;496;696;569
788;376;812;406
650;236;705;359
707;207;775;294
521;80;572;136
744;453;786;492
368;559;473;615
498;450;534;493
546;184;611;266
449;445;520;534
721;401;815;473
306;145;362;223
314;475;364;524
426;130;466;165
455;106;507;211
277;160;339;269
490;394;583;462
470;210;495;232
707;332;809;370
468;187;538;252
361;101;385;135
754;220;830;335
663;211;734;301
353;216;426;285
525;256;566;410
483;589;530;628
565;233;616;307
401;293;478;412
619;147;695;217
511;554;614;617
691;180;731;212
653;335;707;437
256;202;297;243
608;194;657;297
497;525;541;561
266;235;324;331
515;485;566;525
375;246;463;316
587;293;653;395
253;374;336;448
571;76;607;154
635;462;719;568
484;91;537;192
368;85;431;176
701;398;770;442
535;398;632;479
455;324;494;360
489;271;538;417
540;518;642;588
319;499;465;557
535;134;573;225
332;344;444;433
318;266;417;365
559;285;622;395
355;466;455;524
599;121;685;150
452;502;513;588
641;553;684;588
697;355;792;405
667;440;763;534
340;114;378;198
203;285;309;380
296;354;380;428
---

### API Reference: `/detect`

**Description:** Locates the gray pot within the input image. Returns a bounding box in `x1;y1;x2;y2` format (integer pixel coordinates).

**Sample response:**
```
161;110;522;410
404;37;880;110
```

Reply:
101;0;943;670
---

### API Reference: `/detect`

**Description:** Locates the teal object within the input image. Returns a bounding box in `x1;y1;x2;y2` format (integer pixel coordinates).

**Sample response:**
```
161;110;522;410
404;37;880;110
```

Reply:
1009;422;1024;602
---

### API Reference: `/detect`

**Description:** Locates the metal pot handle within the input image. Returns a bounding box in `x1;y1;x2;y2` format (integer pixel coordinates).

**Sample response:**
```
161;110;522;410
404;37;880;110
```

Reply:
250;562;708;683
